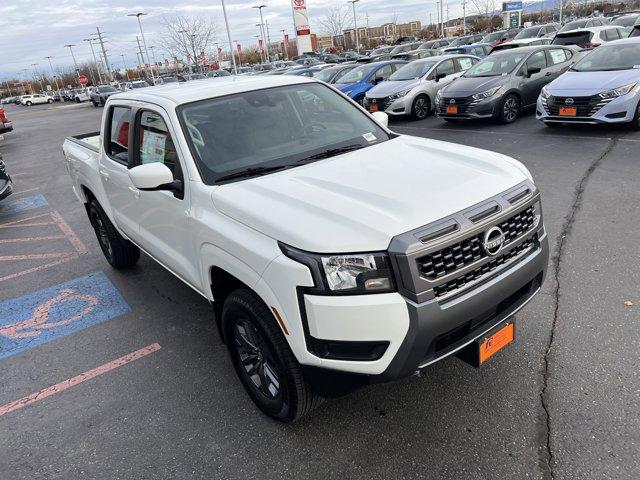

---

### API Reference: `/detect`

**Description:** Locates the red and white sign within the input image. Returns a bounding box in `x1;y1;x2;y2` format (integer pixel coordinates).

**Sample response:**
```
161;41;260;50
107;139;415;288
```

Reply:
259;39;264;53
291;0;312;52
78;74;88;86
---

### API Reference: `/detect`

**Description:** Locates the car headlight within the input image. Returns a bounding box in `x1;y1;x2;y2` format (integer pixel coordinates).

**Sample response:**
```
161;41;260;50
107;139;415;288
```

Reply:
280;243;396;295
472;85;503;100
598;83;637;99
541;85;550;99
388;89;412;100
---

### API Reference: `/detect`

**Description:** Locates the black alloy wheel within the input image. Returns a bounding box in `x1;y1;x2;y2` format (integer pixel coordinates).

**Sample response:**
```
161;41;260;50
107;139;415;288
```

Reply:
87;199;140;269
500;94;520;124
412;95;431;120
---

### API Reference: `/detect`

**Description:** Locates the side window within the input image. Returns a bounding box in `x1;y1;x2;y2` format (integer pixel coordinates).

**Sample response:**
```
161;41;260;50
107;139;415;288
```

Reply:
548;48;567;65
136;110;182;183
435;59;455;77
525;51;547;73
374;64;393;81
107;106;131;163
456;57;474;71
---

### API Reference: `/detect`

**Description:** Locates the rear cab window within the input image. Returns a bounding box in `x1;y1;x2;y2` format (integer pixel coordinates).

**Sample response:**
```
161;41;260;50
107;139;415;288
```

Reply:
106;106;131;164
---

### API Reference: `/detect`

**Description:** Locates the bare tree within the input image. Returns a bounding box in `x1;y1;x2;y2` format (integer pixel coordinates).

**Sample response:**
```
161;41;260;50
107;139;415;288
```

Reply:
158;15;218;69
317;3;352;38
470;0;497;17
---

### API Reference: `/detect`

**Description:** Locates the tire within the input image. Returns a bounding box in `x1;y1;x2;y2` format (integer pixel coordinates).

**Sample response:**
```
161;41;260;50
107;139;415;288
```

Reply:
75;97;80;103
92;100;98;107
496;94;521;124
411;95;431;120
223;289;323;423
47;99;53;104
87;199;140;269
26;101;32;106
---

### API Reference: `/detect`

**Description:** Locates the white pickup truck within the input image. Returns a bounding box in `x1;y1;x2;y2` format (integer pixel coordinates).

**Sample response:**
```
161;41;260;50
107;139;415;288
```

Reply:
63;76;549;422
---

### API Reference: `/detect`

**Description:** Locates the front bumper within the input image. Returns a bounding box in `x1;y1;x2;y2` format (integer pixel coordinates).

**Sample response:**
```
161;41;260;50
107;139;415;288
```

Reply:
537;91;640;125
436;95;501;120
364;95;412;116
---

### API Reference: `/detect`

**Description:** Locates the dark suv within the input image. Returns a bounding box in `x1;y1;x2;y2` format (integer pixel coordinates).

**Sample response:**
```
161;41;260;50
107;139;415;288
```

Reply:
90;85;119;107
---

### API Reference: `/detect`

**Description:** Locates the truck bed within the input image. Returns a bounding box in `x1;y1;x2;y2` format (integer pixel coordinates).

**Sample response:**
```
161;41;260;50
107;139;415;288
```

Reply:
66;132;100;152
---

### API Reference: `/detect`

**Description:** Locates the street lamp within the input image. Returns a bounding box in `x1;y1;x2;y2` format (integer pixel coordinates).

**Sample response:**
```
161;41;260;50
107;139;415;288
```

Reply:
127;12;156;83
31;64;45;93
44;56;63;100
220;0;238;74
281;29;288;60
83;38;104;84
120;54;131;81
348;0;360;53
64;44;82;87
252;5;270;62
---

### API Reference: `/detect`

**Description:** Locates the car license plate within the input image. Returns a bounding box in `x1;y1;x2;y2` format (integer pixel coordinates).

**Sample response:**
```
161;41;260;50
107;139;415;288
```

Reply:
446;105;458;114
559;106;577;117
369;103;378;112
479;321;515;365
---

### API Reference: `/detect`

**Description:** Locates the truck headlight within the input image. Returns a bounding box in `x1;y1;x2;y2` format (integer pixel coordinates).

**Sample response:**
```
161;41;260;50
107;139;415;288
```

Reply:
598;83;637;99
280;244;396;295
472;85;503;100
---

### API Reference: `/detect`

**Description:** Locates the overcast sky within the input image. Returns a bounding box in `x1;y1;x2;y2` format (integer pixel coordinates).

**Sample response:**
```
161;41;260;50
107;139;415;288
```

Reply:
0;0;466;78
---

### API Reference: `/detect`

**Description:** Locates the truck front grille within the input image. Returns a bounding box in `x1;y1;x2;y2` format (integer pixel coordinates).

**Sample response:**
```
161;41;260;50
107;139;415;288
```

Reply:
416;205;535;280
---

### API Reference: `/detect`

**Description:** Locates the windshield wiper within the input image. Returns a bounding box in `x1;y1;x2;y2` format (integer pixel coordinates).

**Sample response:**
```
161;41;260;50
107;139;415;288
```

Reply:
216;165;289;182
297;144;366;163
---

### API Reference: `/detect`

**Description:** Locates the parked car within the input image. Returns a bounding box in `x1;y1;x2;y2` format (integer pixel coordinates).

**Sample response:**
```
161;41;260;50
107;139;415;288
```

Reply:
418;38;452;50
0;107;12;134
514;23;559;40
62;74;548;422
185;73;207;81
312;64;357;84
558;17;610;33
155;75;187;84
90;85;119;107
447;34;486;47
630;21;640;37
490;37;552;53
284;67;324;77
365;55;480;120
334;60;407;104
481;28;521;46
551;26;629;48
20;93;53;106
436;45;579;123
610;13;640;30
73;88;94;103
125;80;151;89
339;51;362;61
392;49;441;61
443;43;492;58
537;37;640;129
0;153;13;201
208;70;232;78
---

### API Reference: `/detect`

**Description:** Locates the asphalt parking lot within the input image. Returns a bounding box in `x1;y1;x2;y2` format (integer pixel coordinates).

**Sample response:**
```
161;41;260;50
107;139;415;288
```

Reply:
0;101;638;480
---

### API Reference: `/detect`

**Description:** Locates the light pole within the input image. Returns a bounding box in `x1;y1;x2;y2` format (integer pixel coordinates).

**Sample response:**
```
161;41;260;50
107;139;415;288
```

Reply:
120;54;131;81
348;0;360;53
44;56;63;100
440;0;445;37
462;0;467;34
280;29;288;60
128;12;156;83
221;0;238;74
64;44;82;86
255;35;264;63
31;64;45;93
83;38;104;84
149;46;159;72
252;5;270;63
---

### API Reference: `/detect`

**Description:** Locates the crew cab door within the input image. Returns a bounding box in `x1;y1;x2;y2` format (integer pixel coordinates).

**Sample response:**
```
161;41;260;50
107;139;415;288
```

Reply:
127;107;201;291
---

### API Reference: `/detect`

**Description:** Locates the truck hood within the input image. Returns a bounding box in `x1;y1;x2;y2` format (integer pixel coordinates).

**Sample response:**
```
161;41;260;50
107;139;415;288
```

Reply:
211;135;529;253
547;70;640;96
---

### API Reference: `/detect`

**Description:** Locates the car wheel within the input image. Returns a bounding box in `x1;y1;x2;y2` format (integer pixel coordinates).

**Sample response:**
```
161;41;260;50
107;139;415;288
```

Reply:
497;94;520;124
88;199;140;269
411;95;431;120
92;101;98;107
26;101;32;106
75;98;80;103
47;99;53;104
223;289;323;423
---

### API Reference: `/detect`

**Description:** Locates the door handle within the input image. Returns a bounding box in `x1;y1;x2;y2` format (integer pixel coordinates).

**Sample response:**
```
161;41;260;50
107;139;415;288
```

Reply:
128;186;140;199
99;169;110;179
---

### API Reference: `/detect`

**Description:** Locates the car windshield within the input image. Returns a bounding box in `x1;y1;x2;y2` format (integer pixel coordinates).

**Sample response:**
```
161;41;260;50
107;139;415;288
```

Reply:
313;67;343;82
552;31;593;45
336;64;375;84
611;14;639;27
161;77;178;83
560;19;588;32
178;83;389;184
389;60;438;80
131;82;147;88
571;43;640;71
98;86;117;93
514;26;540;39
464;51;527;77
483;31;506;42
448;36;471;47
371;47;392;55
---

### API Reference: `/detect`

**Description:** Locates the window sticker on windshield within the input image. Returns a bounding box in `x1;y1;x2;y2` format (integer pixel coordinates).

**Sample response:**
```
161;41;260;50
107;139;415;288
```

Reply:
362;132;377;142
141;131;167;164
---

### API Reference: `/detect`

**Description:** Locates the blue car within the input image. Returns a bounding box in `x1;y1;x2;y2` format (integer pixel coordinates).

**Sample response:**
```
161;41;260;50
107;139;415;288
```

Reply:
443;43;493;58
333;60;407;104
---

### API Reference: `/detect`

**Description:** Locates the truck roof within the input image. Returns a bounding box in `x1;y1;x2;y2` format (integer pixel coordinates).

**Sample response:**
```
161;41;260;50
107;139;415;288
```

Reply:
109;75;314;106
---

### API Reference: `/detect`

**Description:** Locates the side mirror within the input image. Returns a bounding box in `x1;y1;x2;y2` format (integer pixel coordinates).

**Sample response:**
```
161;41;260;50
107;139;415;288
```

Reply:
435;72;447;82
129;163;175;191
371;111;389;128
527;66;541;77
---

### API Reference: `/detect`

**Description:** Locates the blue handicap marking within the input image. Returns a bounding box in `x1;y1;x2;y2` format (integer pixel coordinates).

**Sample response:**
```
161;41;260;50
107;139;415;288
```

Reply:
0;271;130;360
0;194;48;218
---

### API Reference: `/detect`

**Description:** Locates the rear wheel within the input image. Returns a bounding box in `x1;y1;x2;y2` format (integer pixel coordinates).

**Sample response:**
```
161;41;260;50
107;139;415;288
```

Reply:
26;101;32;106
411;95;431;120
92;100;98;107
88;199;140;269
47;99;53;104
223;289;323;423
496;94;520;124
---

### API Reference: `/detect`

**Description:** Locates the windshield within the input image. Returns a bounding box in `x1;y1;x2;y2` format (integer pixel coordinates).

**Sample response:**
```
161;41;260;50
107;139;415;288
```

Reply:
559;19;587;32
98;86;117;93
336;64;375;84
514;26;540;39
178;83;389;184
448;36;470;47
482;31;506;43
572;43;640;71
464;51;527;77
371;47;392;55
161;77;178;83
552;31;593;45
612;14;639;27
131;82;148;88
389;60;437;80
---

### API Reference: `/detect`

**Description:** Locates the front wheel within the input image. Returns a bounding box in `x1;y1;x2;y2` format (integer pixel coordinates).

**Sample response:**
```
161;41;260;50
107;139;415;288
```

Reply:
92;100;98;107
411;95;431;120
88;199;140;269
496;94;520;124
223;289;323;423
47;99;53;104
26;101;32;106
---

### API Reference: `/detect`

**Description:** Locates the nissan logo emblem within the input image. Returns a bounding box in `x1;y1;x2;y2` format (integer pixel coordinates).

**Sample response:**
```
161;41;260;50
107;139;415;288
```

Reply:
565;98;574;105
483;227;505;256
450;99;456;104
